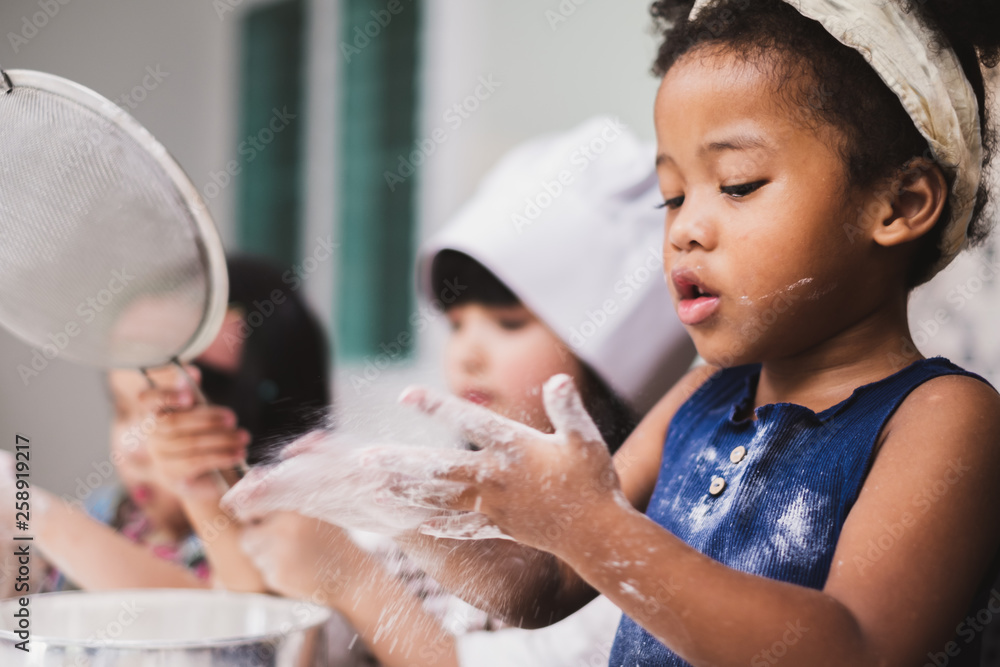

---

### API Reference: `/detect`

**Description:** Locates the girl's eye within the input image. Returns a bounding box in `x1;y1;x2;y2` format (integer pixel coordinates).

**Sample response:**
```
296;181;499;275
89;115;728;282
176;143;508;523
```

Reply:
498;317;528;331
656;195;685;210
721;180;766;198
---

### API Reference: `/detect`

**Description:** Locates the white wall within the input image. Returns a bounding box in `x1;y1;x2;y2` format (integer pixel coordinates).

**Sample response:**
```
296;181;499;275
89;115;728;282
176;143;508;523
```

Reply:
416;0;661;242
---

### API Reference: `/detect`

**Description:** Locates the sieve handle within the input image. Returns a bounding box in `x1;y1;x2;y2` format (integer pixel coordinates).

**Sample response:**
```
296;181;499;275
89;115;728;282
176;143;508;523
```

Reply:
1;68;11;94
172;360;209;406
169;359;249;472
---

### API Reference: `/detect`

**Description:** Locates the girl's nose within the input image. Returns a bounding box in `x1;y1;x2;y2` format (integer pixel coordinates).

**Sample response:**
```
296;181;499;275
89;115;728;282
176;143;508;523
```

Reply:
454;330;487;376
460;342;486;375
666;195;717;252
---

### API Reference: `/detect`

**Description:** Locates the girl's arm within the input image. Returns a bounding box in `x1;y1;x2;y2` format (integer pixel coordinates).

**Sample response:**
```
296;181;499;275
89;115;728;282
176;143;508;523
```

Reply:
241;512;625;667
394;373;1000;666
175;488;268;592
32;489;208;590
240;512;459;667
392;365;717;627
223;366;712;624
139;384;269;593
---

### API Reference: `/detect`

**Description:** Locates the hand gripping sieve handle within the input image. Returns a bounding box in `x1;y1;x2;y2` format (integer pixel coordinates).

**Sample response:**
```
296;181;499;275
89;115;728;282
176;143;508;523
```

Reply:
142;360;250;494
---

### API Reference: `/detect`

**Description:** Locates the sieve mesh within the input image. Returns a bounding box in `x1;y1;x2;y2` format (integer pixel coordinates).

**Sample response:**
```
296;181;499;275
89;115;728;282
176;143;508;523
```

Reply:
0;71;225;369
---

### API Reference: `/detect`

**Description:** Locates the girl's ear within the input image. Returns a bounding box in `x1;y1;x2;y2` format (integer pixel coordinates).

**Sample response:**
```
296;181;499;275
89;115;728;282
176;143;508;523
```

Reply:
871;158;949;248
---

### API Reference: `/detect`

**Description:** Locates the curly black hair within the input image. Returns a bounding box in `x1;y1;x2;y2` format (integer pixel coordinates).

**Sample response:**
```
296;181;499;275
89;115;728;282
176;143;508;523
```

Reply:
649;0;1000;286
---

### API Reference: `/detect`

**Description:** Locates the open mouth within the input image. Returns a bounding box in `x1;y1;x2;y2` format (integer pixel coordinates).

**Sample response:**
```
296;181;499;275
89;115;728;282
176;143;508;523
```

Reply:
672;269;721;325
679;282;714;300
461;389;493;406
131;484;154;505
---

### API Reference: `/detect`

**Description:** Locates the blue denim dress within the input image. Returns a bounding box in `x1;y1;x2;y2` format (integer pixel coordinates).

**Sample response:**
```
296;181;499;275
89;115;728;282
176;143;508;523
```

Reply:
609;357;995;666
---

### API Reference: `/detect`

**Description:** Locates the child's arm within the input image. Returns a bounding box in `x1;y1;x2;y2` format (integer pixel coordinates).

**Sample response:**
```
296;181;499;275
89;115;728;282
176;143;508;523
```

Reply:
1;451;27;597
1;451;204;592
139;383;268;593
32;489;208;590
388;365;716;627
385;373;1000;666
239;512;624;667
222;366;714;626
239;512;459;667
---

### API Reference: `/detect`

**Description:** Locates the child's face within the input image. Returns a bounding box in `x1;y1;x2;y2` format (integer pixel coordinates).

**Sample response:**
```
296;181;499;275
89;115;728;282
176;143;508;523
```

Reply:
444;303;583;433
108;368;189;535
654;47;882;366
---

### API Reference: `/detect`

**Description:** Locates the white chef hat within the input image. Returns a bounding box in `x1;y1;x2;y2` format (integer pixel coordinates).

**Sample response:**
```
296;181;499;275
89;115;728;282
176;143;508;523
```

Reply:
419;116;695;414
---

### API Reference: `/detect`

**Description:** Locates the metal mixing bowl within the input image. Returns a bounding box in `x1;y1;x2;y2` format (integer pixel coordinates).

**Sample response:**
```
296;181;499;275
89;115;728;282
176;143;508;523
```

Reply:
0;589;332;666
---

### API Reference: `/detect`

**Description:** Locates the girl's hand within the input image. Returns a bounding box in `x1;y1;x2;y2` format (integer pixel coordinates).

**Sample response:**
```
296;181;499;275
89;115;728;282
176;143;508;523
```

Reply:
239;511;369;603
139;370;249;497
371;374;626;555
221;430;440;535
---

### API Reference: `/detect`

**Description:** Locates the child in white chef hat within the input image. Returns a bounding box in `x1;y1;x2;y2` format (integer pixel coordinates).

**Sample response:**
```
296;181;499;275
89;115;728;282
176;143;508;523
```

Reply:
227;116;696;667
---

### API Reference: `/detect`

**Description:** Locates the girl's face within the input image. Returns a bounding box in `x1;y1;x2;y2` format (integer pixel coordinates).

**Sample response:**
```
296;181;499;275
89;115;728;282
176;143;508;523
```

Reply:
108;368;189;537
444;302;584;432
655;47;886;367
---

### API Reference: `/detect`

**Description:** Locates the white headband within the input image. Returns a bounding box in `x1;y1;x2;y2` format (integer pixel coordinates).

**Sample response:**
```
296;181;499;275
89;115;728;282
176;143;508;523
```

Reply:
690;0;983;276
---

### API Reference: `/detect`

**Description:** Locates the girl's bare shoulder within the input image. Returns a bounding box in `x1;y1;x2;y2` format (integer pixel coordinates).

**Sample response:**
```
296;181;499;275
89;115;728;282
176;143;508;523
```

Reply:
883;372;1000;448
